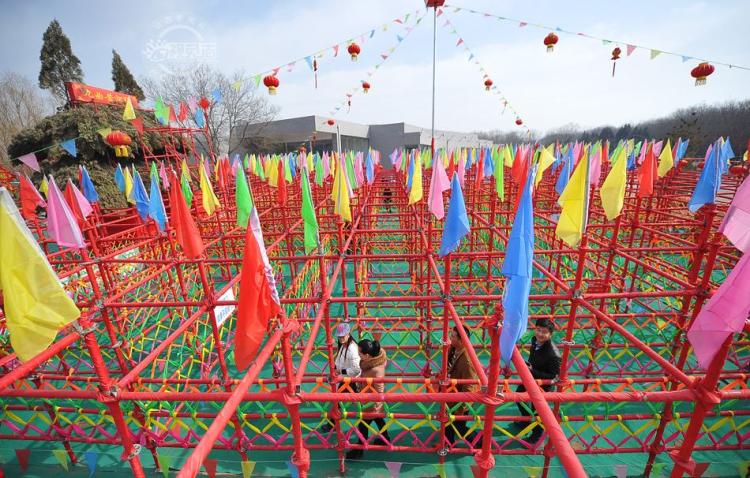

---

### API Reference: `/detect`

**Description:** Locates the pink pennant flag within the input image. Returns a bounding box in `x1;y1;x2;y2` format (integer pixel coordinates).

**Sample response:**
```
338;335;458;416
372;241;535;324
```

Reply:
160;162;170;189
653;140;664;157
589;146;602;188
67;179;93;219
354;152;364;186
614;464;628;478
385;461;402;478
519;22;528;27
188;97;198;112
456;38;464;46
687;252;750;368
17;152;40;172
323;152;331;178
333;44;340;57
428;151;451;219
46;177;86;249
457;153;466;189
436;9;443;17
719;175;750;253
626;44;637;56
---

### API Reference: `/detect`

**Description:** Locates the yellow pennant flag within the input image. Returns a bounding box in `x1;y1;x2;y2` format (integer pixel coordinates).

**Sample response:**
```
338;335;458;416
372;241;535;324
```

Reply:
600;146;627;221
39;176;49;198
332;155;351;222
0;189;80;362
306;152;314;172
503;145;513;167
122;97;136;121
124;166;135;204
523;466;543;478
241;460;256;478
268;157;279;187
181;160;191;183
97;127;112;139
555;151;589;247
199;160;220;216
52;449;69;471
657;138;673;177
535;144;556;186
408;150;423;204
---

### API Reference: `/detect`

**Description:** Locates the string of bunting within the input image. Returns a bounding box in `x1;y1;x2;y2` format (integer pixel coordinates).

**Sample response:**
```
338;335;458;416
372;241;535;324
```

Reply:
329;9;427;117
6;447;728;477
9;136;82;171
446;4;750;72
233;7;424;95
441;12;531;134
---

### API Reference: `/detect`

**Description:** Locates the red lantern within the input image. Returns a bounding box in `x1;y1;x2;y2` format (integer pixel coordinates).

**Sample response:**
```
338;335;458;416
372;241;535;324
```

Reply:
691;62;715;86
611;47;621;77
347;43;361;61
362;81;371;93
327;119;335;126
263;75;280;95
106;130;133;158
515;118;523;126
198;96;210;110
544;33;558;52
484;79;493;91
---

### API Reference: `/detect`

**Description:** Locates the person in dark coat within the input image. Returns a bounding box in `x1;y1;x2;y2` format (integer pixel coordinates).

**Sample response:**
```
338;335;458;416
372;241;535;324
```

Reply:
445;325;480;447
512;318;561;443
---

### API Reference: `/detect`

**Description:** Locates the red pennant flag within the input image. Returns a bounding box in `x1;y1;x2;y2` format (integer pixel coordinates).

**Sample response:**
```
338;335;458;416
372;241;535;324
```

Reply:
168;174;205;259
471;465;481;478
475;155;484;192
446;152;456;179
168;105;178;123
691;463;710;477
131;118;144;134
19;175;45;220
15;449;30;472
276;161;287;206
511;146;527;185
234;218;282;370
637;144;657;198
203;458;218;478
178;102;189;122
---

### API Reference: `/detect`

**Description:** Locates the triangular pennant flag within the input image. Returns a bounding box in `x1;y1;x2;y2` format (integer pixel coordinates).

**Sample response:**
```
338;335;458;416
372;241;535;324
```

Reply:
438;173;470;257
385;461;402;478
60;139;77;157
286;461;300;478
52;449;69;471
651;462;665;477
241;461;256;478
15;449;30;472
650;49;662;60
523;466;542;478
203;458;217;478
131;118;144;134
46;177;86;249
123;97;136;120
158;454;171;478
17;152;40;172
84;451;98;478
96;127;112;138
626;44;636;56
434;463;446;478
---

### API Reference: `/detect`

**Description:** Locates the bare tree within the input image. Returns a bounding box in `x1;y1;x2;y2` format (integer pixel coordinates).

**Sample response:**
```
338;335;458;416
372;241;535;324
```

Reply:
141;64;278;156
0;72;54;165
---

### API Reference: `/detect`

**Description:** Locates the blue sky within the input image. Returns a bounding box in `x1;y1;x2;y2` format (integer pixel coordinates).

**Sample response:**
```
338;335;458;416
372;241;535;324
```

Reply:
2;0;749;134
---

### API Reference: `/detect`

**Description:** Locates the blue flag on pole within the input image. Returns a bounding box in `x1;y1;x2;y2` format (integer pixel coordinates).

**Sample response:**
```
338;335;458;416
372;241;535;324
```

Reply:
148;174;167;232
79;166;99;203
688;144;721;213
500;168;535;363
84;451;98;478
439;173;471;257
365;151;374;184
194;108;205;128
114;164;125;192
131;170;150;221
555;148;573;195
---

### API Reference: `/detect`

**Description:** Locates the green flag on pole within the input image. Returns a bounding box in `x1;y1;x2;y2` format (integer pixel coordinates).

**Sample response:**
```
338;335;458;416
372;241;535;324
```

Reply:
236;168;253;228
301;167;320;254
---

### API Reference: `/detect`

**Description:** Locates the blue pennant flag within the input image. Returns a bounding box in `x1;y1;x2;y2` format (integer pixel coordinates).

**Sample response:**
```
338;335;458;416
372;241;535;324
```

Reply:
194;108;205;128
289;155;297;178
80;166;99;203
148;174;167;232
365;151;374;184
304;56;314;70
688;144;721;213
61;139;77;157
84;451;98;478
131;170;151;221
406;152;415;190
500;166;535;363
484;148;494;177
439;173;471;257
114;164;125;192
555;148;573;195
211;88;222;103
287;461;300;478
675;138;690;164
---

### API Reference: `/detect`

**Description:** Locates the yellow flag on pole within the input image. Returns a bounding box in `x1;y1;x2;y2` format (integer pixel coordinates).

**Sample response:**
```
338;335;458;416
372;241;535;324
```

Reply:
657;138;673;177
600;146;627;221
124;166;135;204
555;151;589;247
0;188;80;362
535;144;556;186
408;150;423;204
199;160;220;216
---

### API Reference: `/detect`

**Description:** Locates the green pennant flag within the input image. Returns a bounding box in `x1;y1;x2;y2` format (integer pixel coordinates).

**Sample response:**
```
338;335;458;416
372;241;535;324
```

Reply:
150;161;159;185
345;152;358;189
314;155;324;186
650;49;662;59
301;168;320;254
434;463;446;478
52;449;69;471
284;156;293;183
243;154;250;170
97;127;112;139
494;148;504;202
236;168;252;228
154;97;165;120
181;173;193;207
651;462;665;477
158;454;172;478
241;460;256;478
523;466;542;478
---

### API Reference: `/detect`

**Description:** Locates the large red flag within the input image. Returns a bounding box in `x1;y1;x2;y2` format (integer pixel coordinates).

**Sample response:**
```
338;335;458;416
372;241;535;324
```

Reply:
637;144;657;198
18;175;45;220
276;160;287;206
511;146;527;185
234;212;282;370
168;175;205;258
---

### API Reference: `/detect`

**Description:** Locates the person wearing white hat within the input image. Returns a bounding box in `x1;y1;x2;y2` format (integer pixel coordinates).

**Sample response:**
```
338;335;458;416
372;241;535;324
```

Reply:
334;322;361;381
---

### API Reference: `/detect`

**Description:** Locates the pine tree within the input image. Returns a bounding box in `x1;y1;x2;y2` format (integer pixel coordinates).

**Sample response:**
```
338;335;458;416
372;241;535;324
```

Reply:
111;50;145;100
38;19;84;102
